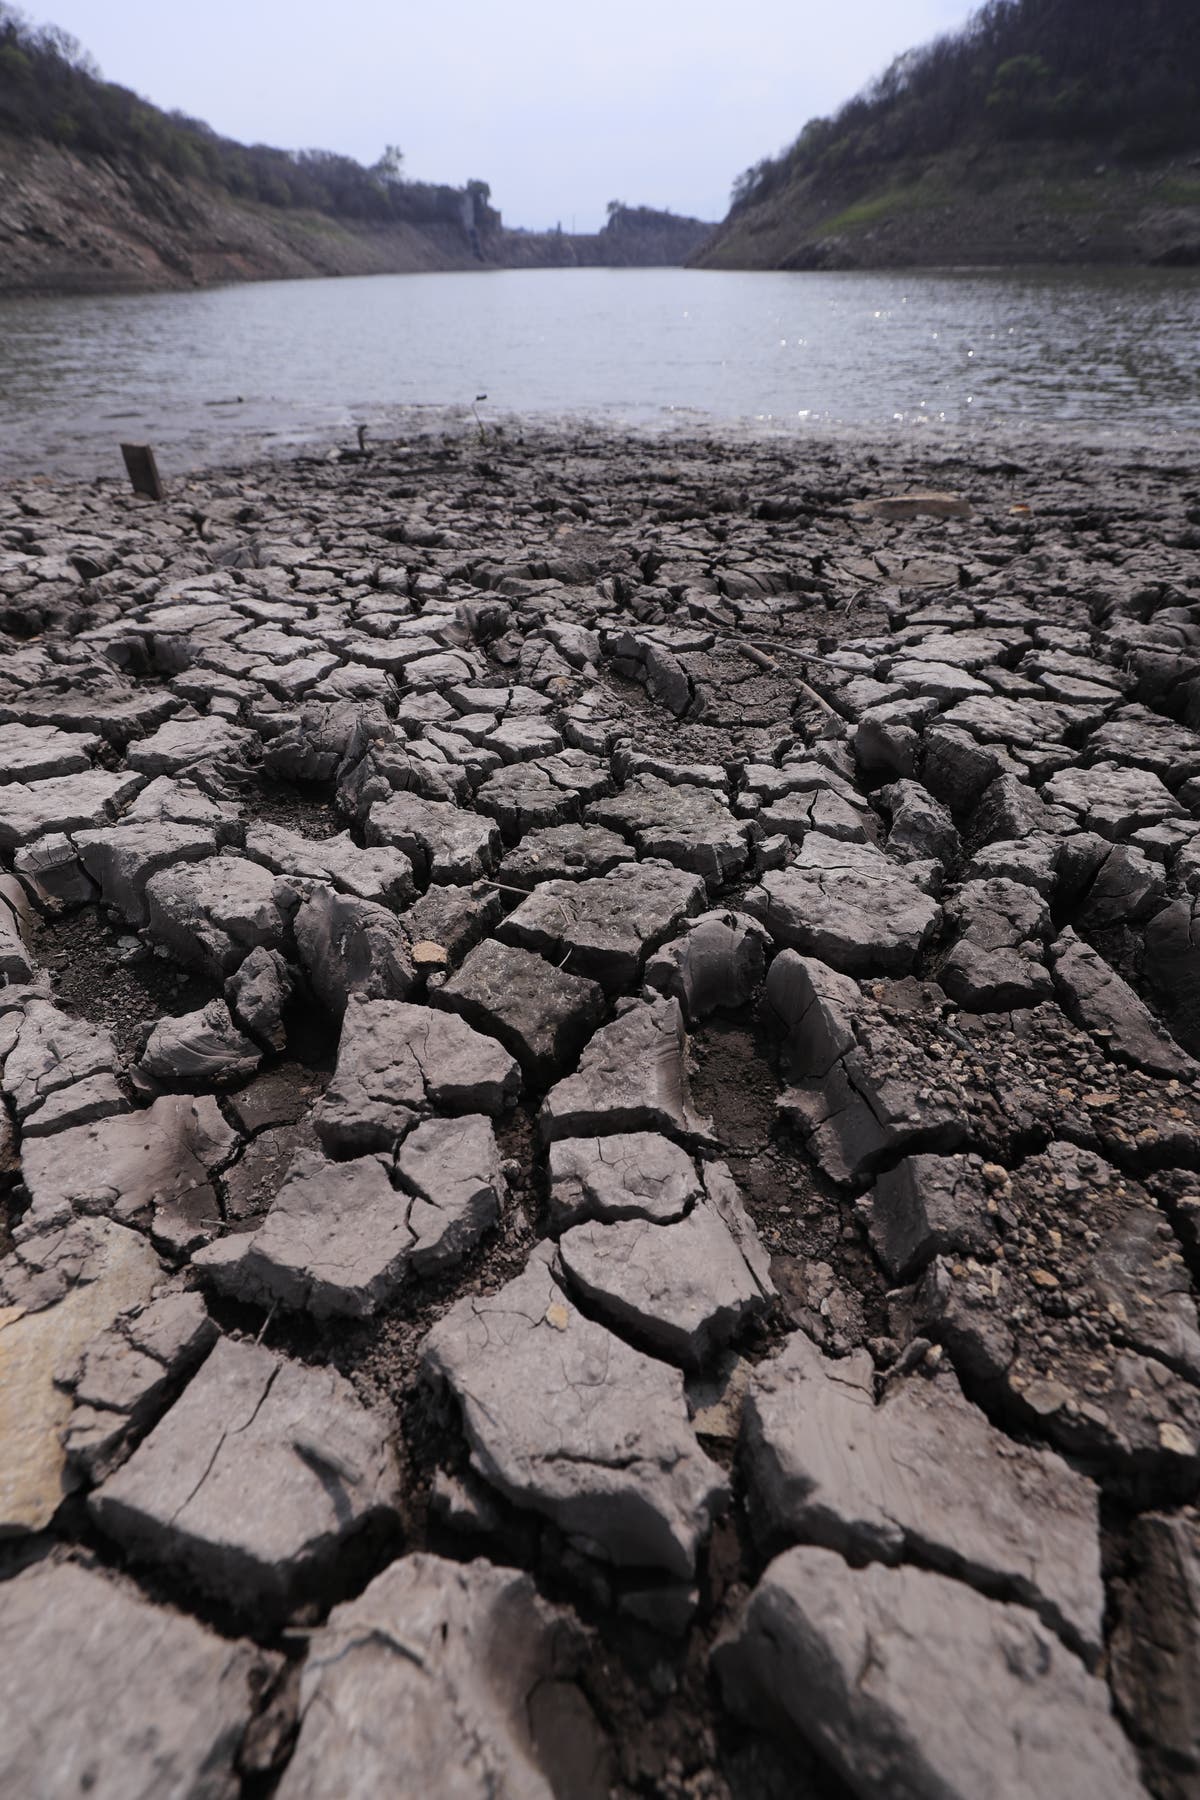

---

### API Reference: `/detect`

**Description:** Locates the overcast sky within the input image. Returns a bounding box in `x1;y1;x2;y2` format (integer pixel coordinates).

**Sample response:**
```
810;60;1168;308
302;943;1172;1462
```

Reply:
27;0;976;230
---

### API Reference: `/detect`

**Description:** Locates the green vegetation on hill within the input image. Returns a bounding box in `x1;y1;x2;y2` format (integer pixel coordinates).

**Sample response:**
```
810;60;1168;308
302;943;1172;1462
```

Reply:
0;5;714;292
0;3;488;227
731;0;1199;214
700;0;1200;269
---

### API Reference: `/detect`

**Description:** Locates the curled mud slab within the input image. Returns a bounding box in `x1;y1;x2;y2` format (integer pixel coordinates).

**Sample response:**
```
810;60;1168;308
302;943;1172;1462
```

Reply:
2;423;1200;1797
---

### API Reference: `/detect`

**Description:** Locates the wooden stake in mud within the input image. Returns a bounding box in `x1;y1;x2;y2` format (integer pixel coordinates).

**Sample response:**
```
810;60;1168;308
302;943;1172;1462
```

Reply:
120;442;164;500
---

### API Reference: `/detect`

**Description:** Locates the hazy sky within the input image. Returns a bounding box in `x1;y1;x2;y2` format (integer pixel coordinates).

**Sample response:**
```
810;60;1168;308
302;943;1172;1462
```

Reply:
28;0;976;230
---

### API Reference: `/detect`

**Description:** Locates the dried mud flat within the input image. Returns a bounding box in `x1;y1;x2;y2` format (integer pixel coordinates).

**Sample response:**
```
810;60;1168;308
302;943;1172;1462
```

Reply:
1;422;1200;1799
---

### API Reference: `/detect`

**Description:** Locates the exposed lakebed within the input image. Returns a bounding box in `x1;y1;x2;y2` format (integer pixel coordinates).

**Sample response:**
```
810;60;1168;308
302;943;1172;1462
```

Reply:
2;421;1200;1795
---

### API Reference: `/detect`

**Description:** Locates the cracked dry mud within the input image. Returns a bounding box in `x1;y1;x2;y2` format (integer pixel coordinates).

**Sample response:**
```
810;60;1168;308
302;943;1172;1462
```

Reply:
1;421;1199;1799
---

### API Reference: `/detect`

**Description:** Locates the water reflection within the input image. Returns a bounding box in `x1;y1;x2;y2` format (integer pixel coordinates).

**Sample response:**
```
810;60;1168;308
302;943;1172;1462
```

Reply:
0;265;1197;479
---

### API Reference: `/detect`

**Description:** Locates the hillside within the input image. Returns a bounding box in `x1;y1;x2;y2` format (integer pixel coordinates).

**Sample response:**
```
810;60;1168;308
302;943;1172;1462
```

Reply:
697;0;1200;269
0;10;712;295
0;133;490;293
497;205;715;271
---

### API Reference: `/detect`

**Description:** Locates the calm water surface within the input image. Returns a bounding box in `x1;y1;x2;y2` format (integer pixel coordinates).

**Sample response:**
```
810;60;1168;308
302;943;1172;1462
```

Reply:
1;265;1198;479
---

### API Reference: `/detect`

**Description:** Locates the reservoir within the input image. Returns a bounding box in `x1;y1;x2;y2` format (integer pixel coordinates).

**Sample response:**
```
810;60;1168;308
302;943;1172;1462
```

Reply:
1;263;1198;478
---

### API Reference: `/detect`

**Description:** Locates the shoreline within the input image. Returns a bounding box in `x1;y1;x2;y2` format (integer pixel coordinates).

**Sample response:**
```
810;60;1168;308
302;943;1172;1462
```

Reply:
2;422;1200;1795
6;402;1200;493
5;251;1196;304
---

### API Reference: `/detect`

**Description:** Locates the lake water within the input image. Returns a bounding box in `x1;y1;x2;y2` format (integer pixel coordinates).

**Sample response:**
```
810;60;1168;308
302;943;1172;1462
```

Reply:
1;265;1198;480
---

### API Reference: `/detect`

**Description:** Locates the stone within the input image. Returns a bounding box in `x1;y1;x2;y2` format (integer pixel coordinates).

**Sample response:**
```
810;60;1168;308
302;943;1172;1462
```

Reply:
475;752;612;842
888;658;990;704
145;853;298;977
0;1562;275;1800
126;714;255;776
226;946;295;1051
1077;842;1166;930
13;830;97;909
422;1246;728;1577
607;629;703;719
757;784;871;847
0;872;36;981
222;1112;319;1222
1144;894;1200;1058
436;937;605;1085
1043;764;1183;839
743;759;863;806
399;882;504;965
60;1288;219;1482
939;876;1053;1011
138;998;261;1088
540;996;714;1145
1;999;125;1137
252;650;340;696
764;953;965;1185
19;1094;238;1255
588;776;749;888
294;884;415;1014
124;774;241;834
852;703;925;780
498;822;635;889
1050;927;1193;1078
259;697;379;782
498;858;706;992
761;948;870;1076
742;1330;1104;1658
366;791;501;884
276;1554;609;1800
547;1131;705;1230
0;687;178;744
91;1335;402;1622
973;772;1064;846
745;834;940;975
75;820;219;924
315;998;520;1155
557;1170;774;1370
965;832;1060;895
405;648;485;688
0;1216;163;1532
1111;1509;1200;1797
856;491;973;520
878;779;959;864
483;715;564;762
715;1548;1147;1800
0;718;98;782
914;1143;1200;1491
0;770;144;851
244;823;415;907
394;1113;507;1275
339;734;471;816
449;682;551;717
194;1151;418;1318
942;691;1074;749
868;1153;994;1281
1091;711;1200;785
643;909;770;1021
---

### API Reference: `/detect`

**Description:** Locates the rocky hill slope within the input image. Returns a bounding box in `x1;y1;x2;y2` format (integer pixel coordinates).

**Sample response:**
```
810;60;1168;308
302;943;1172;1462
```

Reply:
697;0;1200;268
0;136;714;296
0;10;711;296
0;133;485;295
500;205;715;270
697;141;1200;270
